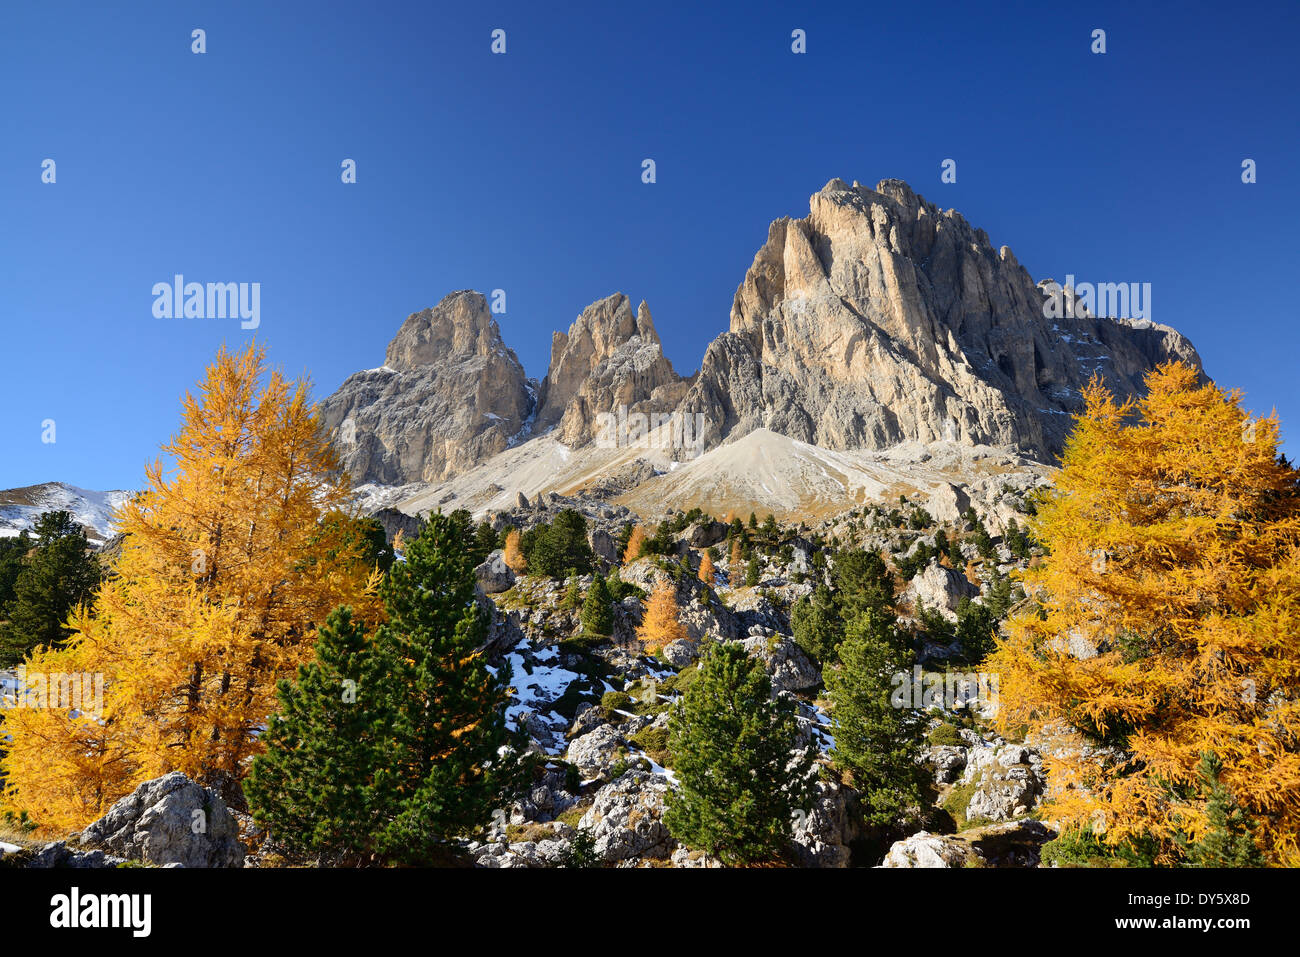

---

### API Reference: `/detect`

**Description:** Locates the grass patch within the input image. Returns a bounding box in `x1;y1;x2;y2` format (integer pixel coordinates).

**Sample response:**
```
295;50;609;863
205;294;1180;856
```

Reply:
942;780;982;830
631;725;672;768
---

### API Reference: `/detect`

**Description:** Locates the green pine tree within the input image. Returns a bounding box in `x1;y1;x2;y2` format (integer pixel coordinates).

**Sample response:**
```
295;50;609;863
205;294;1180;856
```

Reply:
562;569;583;610
1186;752;1265;867
664;643;816;864
745;556;760;587
473;521;500;566
0;533;32;613
251;512;526;864
790;583;843;665
522;509;594;578
245;606;390;864
0;511;102;666
954;597;998;664
580;574;613;637
825;608;929;827
831;548;894;621
984;568;1017;617
370;512;526;861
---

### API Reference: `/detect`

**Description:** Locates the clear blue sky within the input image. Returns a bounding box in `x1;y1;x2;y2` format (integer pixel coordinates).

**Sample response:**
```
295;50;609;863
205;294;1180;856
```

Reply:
2;0;1297;490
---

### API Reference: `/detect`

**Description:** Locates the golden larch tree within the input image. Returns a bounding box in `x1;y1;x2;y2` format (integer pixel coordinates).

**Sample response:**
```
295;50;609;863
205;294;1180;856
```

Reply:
991;362;1300;865
697;551;715;585
1;343;382;831
623;525;647;564
503;528;527;572
637;579;688;653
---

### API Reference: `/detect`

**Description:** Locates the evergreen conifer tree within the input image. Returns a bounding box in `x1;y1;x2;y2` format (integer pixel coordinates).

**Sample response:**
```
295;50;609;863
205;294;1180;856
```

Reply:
245;606;390;863
664;643;815;864
825;608;929;827
1186;752;1265;867
580;573;614;638
369;512;523;861
0;511;102;666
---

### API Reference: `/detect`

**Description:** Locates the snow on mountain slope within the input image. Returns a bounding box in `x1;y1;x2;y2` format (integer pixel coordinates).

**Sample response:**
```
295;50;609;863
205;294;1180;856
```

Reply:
0;482;133;544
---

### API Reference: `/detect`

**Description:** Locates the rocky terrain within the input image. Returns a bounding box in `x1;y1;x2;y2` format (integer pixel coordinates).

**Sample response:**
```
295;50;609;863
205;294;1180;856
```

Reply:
1;486;1079;869
0;177;1208;871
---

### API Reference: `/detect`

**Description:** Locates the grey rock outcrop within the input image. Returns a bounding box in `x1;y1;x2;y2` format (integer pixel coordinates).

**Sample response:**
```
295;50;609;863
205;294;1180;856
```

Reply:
578;770;674;862
320;290;535;485
880;830;975;868
565;724;623;777
474;550;516;594
790;779;863;868
79;772;244;867
739;633;821;694
534;293;689;447
673;178;1202;461
904;561;979;619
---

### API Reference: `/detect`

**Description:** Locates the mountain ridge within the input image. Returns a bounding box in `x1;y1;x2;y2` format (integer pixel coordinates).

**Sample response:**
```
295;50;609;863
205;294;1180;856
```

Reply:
320;177;1203;502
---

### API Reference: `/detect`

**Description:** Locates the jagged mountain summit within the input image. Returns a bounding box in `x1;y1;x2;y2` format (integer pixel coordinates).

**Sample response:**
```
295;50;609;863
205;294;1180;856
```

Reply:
674;178;1200;460
532;293;690;447
319;291;536;485
321;177;1203;507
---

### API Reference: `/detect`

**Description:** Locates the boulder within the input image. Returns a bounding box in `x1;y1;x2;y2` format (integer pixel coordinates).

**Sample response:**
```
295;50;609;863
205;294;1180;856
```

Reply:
660;638;699;668
474;549;516;594
565;724;622;777
880;831;975;868
13;841;129;869
578;770;674;862
790;779;863;868
924;745;968;784
79;772;244;867
904;562;978;620
739;634;821;694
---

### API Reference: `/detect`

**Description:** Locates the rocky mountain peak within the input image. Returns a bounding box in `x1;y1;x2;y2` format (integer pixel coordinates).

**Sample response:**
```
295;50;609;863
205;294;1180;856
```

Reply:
534;293;688;446
384;290;509;371
318;291;534;486
678;176;1201;461
321;176;1205;489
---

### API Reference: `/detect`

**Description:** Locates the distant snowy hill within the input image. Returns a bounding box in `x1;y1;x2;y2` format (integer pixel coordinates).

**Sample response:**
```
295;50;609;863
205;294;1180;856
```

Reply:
0;482;133;545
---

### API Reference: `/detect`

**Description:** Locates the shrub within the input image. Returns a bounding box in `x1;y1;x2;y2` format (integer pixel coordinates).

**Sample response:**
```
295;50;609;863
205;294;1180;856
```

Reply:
600;691;631;716
927;722;965;748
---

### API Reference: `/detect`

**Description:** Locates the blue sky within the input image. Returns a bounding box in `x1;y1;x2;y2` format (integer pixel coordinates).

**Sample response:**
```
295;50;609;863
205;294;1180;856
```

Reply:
2;0;1297;490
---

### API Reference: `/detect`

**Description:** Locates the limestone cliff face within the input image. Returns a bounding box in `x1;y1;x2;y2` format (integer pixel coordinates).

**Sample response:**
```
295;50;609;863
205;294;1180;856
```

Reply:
323;178;1205;488
533;293;688;447
318;290;534;485
673;178;1201;459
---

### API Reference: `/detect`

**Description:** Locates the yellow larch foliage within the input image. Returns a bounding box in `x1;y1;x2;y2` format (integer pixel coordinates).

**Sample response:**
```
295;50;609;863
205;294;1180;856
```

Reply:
637;579;688;654
0;343;382;832
990;362;1300;865
697;551;715;585
623;525;647;565
503;528;527;572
